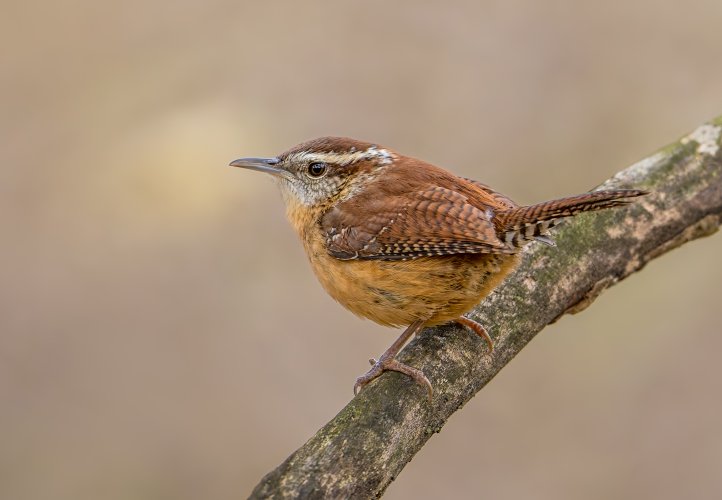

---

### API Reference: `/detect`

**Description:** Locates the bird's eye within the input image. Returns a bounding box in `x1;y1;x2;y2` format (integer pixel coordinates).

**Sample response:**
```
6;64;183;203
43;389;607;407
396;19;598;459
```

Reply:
307;162;328;178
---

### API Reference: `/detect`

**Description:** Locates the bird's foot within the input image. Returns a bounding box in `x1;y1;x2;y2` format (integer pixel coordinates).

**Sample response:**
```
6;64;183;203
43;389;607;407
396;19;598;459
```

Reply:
455;316;494;352
354;356;433;400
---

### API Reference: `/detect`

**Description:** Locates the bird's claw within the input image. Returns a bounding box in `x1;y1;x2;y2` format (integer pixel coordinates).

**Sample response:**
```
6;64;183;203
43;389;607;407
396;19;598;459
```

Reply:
353;357;433;401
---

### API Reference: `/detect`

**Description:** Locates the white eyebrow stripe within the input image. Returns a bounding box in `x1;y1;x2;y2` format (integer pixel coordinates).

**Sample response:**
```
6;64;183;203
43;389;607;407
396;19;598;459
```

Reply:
290;147;394;166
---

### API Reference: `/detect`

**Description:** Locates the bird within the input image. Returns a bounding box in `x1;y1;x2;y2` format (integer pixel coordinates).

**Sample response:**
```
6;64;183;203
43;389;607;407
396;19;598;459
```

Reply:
230;136;646;398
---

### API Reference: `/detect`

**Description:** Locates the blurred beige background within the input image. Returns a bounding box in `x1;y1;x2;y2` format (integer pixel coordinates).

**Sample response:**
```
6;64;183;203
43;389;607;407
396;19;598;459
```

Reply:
2;1;722;499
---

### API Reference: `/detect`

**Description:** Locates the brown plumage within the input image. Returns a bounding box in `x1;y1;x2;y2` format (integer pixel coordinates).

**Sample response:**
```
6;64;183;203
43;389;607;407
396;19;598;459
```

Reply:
230;137;647;398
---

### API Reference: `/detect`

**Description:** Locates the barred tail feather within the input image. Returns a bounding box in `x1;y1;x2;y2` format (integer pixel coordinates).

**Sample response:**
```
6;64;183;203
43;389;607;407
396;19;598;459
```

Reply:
494;189;647;248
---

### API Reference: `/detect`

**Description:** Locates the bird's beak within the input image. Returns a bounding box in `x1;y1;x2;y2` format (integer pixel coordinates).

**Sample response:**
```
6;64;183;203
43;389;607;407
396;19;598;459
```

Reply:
229;157;290;178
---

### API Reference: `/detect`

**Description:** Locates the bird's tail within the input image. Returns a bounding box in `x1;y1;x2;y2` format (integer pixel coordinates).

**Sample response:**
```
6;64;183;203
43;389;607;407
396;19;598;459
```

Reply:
494;189;647;248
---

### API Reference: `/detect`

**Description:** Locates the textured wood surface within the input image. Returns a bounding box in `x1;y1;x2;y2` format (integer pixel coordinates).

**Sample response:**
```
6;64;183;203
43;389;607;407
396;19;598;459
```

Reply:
249;117;722;499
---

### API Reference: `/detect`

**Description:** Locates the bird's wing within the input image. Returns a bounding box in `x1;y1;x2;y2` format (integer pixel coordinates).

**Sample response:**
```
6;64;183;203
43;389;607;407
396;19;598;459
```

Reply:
321;185;515;261
461;178;518;210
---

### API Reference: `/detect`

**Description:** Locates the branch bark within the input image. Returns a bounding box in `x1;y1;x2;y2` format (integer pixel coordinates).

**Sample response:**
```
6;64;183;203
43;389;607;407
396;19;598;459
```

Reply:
250;117;722;499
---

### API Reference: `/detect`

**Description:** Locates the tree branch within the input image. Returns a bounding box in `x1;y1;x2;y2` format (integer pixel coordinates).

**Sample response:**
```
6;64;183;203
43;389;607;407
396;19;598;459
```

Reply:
250;117;722;499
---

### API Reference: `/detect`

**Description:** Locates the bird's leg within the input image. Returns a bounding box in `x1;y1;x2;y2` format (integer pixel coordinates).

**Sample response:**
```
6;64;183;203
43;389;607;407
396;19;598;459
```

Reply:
455;316;494;352
354;319;432;399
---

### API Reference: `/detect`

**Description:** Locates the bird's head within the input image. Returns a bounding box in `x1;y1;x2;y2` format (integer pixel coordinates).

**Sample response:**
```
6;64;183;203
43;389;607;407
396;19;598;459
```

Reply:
230;137;396;208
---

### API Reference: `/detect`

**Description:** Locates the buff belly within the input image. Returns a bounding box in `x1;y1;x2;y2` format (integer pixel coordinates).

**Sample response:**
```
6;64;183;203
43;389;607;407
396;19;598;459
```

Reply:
307;245;521;327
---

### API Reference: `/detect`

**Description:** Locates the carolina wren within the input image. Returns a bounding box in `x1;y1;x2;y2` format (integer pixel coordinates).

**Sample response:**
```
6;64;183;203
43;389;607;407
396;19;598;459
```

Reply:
230;137;645;398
